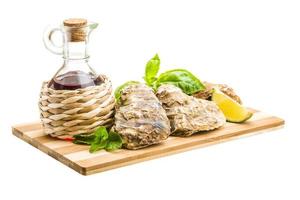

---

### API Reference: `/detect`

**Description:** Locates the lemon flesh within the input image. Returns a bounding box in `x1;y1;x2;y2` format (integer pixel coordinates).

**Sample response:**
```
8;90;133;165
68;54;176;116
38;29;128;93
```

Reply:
212;89;253;123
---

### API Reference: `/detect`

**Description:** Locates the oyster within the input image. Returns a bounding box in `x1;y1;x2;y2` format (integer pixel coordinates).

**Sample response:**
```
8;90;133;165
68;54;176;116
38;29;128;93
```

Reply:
114;83;171;149
193;82;242;104
156;84;226;136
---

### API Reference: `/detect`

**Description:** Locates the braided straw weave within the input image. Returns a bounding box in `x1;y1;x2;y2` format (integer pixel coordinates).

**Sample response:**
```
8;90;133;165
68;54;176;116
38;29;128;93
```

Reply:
38;76;115;139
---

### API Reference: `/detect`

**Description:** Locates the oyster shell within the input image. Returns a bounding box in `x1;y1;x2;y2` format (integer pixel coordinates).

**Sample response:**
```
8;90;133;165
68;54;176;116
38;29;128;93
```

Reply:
114;83;171;149
193;82;242;104
156;84;226;136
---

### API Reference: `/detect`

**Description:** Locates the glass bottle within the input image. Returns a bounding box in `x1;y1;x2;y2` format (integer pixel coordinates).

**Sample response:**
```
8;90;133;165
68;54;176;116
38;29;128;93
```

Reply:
43;18;104;90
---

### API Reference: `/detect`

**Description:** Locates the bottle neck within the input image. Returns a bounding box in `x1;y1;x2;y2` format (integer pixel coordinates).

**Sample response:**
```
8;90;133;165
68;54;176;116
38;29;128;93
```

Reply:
63;41;89;60
62;57;97;75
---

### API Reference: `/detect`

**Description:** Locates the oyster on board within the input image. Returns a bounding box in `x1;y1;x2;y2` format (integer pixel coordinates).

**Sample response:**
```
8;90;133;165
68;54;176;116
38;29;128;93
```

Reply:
156;84;226;136
114;83;171;149
193;82;242;104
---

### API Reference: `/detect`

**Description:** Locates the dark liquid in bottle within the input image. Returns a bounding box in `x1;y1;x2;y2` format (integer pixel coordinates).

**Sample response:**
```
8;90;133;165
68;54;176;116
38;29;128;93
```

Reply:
48;71;104;90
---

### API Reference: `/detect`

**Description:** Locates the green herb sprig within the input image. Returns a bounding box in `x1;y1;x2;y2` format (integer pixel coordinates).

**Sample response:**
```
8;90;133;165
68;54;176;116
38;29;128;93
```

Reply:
73;127;123;153
113;54;206;103
144;54;160;86
144;54;206;94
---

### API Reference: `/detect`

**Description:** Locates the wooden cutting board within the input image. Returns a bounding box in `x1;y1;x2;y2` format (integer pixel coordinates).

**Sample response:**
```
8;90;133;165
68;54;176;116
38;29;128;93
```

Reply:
12;110;284;175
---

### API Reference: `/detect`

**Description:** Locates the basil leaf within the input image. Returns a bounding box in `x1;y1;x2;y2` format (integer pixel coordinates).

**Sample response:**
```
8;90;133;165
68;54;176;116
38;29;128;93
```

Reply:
90;139;108;153
73;134;96;145
154;69;206;95
94;126;109;140
105;131;123;151
89;127;109;153
114;81;140;103
73;127;123;153
144;54;160;86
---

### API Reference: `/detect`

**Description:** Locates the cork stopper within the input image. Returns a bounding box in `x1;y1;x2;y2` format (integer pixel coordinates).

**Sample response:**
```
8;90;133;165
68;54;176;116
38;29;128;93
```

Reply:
63;18;88;42
64;18;87;27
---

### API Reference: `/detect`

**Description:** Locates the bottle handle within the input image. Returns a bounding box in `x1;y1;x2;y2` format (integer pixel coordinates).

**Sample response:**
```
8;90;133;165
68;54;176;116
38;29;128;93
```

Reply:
43;26;64;55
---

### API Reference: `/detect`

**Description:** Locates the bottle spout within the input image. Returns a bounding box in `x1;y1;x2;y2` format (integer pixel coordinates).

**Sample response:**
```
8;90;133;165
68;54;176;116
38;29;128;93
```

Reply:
88;22;99;31
87;22;98;38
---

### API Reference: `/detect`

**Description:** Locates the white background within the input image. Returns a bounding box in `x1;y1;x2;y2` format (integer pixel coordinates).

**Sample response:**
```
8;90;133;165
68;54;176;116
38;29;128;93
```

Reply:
0;0;299;199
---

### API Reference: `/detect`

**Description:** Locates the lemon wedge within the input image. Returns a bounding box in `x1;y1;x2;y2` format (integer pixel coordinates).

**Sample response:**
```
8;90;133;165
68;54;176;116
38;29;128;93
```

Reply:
212;88;253;123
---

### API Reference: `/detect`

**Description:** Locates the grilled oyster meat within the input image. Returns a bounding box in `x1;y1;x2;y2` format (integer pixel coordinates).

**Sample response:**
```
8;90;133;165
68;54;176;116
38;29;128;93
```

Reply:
156;84;226;136
114;83;171;149
193;82;242;104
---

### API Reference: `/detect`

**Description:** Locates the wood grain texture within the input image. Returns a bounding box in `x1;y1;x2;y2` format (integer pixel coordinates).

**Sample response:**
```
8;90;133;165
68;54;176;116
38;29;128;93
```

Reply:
12;110;284;175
